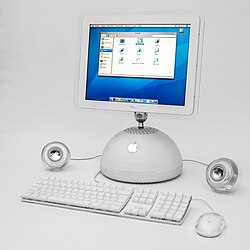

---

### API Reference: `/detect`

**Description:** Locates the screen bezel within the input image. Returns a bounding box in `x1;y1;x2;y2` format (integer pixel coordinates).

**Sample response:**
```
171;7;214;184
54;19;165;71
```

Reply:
77;15;202;116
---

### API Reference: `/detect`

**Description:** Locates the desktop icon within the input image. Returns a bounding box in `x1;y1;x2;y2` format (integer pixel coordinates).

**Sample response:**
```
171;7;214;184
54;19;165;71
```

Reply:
155;39;160;44
154;58;159;63
136;57;141;63
137;48;142;53
136;38;144;45
154;48;159;54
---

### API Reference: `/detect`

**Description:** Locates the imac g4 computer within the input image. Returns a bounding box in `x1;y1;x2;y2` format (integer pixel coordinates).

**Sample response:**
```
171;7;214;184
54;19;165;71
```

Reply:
77;15;203;183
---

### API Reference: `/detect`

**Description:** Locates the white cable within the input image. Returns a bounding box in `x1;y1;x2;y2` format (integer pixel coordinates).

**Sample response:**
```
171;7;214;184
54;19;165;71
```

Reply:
71;155;102;161
182;159;208;167
192;198;215;213
93;171;102;183
70;154;103;183
72;156;207;166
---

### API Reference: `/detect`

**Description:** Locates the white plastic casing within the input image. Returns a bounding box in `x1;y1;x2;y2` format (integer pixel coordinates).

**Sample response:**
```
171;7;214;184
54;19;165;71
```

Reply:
100;127;183;183
195;212;226;238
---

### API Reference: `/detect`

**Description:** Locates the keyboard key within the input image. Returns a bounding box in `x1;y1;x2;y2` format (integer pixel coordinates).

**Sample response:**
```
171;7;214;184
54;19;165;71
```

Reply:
130;207;140;215
165;214;173;221
150;211;165;219
138;209;147;217
90;202;100;209
117;196;128;203
124;208;131;215
145;199;154;205
173;211;184;222
99;204;109;211
139;198;146;203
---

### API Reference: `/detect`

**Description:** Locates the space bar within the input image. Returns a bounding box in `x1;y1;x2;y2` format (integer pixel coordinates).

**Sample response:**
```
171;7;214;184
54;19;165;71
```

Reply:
47;196;90;207
46;196;124;212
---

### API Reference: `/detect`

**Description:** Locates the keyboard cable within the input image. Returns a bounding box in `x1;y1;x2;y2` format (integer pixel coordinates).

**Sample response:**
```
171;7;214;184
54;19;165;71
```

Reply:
182;159;216;213
191;198;215;213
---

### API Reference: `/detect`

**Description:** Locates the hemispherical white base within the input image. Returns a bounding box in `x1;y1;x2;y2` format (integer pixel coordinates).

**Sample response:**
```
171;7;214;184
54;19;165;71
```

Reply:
100;127;183;183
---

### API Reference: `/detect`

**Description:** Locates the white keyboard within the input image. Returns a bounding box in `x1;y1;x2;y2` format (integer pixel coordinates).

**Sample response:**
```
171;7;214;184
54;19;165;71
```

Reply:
21;177;192;225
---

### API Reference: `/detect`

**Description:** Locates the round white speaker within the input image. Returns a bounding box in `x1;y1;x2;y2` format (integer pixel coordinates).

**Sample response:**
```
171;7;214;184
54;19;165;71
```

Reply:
206;158;239;193
41;141;71;171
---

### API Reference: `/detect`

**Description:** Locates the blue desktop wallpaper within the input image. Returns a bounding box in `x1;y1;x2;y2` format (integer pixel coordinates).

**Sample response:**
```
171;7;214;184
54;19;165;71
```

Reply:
85;26;190;106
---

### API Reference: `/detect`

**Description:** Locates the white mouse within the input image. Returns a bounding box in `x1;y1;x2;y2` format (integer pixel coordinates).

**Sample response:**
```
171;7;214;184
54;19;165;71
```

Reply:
195;212;226;238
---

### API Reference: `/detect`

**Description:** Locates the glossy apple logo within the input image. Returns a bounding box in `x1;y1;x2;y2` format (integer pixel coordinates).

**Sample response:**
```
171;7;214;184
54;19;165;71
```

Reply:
127;142;138;153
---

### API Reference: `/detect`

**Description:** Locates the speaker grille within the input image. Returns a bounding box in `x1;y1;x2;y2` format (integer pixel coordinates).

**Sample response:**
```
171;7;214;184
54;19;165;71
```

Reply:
124;127;158;135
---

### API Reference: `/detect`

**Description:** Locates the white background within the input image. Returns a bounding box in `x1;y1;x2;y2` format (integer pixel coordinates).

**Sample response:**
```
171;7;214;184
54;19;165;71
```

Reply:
0;0;250;249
